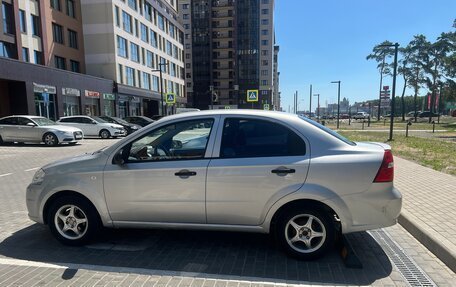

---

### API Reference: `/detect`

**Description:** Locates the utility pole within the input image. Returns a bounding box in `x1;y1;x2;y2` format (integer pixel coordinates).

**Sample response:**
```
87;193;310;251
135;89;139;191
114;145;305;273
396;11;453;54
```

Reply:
295;90;298;114
309;85;312;118
389;43;399;141
313;94;320;120
151;62;168;116
331;81;341;129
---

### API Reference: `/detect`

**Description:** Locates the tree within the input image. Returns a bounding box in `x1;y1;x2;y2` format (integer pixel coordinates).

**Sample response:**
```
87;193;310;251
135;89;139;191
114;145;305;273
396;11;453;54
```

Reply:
367;41;395;120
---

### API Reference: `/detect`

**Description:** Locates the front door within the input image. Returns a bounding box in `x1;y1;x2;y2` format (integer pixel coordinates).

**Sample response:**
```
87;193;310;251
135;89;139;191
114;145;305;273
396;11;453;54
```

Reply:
206;117;310;226
103;117;218;223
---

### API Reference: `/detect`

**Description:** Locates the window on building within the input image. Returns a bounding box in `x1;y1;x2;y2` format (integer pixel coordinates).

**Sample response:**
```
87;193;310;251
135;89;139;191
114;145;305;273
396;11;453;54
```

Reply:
144;3;152;21
166;40;172;56
183;14;189;20
261;29;268;35
150;30;157;47
146;50;154;68
22;48;29;62
114;6;120;27
122;11;132;33
126;67;135;86
34;50;43;64
67;0;75;18
31;15;40;36
19;10;27;33
51;0;61;11
70;60;80;73
261;70;268;76
140;23;148;42
261;19;269;25
68;29;78;49
52;23;64;44
261;0;269;3
262;80;268;85
117;36;128;58
169;23;175;38
130;42;139;62
2;2;14;34
183;4;189;9
128;0;137;11
261;9;269;15
170;63;176;77
0;41;15;58
262;40;268;46
55;56;66;70
142;72;150;90
152;75;159;91
157;13;164;30
261;50;268;56
118;64;123;83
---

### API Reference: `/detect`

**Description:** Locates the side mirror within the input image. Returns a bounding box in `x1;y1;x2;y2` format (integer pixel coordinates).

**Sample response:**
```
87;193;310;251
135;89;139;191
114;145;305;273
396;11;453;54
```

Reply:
26;122;36;127
92;121;97;124
113;152;125;165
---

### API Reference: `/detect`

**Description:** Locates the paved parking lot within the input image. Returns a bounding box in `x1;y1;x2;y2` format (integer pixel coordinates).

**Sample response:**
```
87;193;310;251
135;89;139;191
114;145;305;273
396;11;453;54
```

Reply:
0;139;454;286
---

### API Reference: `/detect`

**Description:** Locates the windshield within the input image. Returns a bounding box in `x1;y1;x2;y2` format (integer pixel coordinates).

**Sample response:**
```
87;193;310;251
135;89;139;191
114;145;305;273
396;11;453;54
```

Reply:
91;116;108;123
299;116;355;146
112;117;129;125
33;117;56;126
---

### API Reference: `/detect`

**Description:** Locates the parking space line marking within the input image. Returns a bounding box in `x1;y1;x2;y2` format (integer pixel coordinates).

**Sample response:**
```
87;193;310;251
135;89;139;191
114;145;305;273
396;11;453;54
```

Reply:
24;167;39;172
0;257;294;285
0;173;12;178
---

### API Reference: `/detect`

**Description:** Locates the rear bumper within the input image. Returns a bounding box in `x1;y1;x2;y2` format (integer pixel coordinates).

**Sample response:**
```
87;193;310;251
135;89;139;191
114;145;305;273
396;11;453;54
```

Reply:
340;185;402;233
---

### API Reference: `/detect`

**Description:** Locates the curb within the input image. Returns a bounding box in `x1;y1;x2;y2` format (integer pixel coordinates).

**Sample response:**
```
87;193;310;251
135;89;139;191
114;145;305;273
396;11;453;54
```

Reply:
398;211;456;273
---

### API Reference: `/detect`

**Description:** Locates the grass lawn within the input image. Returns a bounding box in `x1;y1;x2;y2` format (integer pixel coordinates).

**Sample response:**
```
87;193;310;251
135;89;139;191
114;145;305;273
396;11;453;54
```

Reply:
339;131;456;176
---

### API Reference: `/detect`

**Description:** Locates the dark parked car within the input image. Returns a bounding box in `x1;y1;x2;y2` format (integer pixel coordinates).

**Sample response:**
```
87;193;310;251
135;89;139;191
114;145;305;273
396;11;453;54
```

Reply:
99;116;141;135
123;116;154;127
418;111;439;118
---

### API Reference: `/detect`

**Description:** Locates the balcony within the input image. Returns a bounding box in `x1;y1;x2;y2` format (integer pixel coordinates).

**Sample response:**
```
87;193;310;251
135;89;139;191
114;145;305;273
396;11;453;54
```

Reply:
212;0;235;8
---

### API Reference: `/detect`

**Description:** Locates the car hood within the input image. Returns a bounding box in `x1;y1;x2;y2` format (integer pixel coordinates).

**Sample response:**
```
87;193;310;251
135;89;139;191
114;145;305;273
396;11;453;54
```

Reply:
100;123;123;129
42;150;108;174
43;125;82;133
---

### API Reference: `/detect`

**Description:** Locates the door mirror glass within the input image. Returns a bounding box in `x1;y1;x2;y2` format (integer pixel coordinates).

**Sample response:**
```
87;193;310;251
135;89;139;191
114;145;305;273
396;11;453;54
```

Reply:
113;151;125;165
26;122;36;127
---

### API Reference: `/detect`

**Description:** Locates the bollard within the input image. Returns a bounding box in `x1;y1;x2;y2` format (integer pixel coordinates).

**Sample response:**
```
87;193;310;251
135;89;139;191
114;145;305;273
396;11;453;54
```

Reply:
368;117;371;127
383;119;386;126
349;117;351;126
406;121;412;137
322;120;325;126
362;121;365;130
432;121;435;133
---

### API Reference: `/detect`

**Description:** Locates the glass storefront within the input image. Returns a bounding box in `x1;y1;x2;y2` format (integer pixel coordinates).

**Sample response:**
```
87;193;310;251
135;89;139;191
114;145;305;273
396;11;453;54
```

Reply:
84;90;100;116
118;95;141;117
103;94;116;116
62;88;81;116
33;83;57;120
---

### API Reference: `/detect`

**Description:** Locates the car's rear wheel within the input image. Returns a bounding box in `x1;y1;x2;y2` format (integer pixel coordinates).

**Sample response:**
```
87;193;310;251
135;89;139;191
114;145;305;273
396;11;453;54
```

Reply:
100;129;110;139
276;207;335;260
0;135;3;145
47;195;101;246
43;133;58;146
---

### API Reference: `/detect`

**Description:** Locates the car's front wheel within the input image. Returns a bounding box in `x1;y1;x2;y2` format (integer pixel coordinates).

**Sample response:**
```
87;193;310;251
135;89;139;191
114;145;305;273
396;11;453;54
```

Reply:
43;133;58;146
99;129;111;139
276;207;335;260
47;195;101;246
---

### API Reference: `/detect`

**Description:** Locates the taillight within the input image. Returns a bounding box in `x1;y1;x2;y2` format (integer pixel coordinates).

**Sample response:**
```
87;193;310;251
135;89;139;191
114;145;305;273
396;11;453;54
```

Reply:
374;150;394;182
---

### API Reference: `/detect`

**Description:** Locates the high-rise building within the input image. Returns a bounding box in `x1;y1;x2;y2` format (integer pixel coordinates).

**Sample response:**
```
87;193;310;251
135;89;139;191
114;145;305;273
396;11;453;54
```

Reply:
273;44;280;110
80;0;186;117
180;0;278;110
0;0;86;71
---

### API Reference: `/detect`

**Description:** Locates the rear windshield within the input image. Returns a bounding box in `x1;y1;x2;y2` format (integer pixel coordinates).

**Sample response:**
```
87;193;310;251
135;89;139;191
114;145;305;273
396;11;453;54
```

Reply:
299;116;355;146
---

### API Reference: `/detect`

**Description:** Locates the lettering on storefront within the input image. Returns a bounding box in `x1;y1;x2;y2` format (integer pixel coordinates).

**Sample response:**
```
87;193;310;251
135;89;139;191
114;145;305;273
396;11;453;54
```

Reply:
62;88;80;97
85;90;100;98
33;83;56;94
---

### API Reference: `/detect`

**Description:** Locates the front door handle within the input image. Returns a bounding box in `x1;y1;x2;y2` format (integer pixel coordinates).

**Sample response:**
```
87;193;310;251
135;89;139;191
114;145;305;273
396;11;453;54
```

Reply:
271;168;296;174
175;170;197;177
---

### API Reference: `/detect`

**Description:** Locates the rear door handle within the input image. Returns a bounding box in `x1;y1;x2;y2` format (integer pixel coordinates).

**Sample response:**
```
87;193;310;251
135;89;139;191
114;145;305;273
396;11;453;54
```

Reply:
271;168;296;174
175;170;197;177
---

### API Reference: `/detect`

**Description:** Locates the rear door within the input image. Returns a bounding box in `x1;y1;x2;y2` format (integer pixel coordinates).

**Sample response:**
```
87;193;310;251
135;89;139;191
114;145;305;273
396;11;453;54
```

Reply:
0;117;18;141
206;116;310;225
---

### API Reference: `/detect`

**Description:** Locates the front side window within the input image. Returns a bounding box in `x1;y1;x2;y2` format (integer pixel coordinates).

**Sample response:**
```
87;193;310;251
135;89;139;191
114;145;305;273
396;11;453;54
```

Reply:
220;118;306;158
125;119;214;162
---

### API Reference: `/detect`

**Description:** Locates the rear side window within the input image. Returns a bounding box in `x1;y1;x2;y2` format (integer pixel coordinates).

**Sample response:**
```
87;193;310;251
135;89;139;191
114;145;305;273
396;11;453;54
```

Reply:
220;118;306;158
59;118;75;123
17;117;33;126
0;117;18;125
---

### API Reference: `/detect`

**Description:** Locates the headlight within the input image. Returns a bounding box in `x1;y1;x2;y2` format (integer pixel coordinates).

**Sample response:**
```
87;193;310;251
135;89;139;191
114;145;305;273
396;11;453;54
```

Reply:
32;169;45;185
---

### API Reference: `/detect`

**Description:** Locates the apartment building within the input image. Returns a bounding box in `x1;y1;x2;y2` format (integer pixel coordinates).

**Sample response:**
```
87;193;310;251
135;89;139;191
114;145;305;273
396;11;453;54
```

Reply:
81;0;185;117
273;44;280;110
0;0;113;120
180;0;278;110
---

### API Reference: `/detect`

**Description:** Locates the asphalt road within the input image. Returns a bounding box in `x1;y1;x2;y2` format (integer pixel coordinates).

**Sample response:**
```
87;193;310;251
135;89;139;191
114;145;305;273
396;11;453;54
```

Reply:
0;139;454;286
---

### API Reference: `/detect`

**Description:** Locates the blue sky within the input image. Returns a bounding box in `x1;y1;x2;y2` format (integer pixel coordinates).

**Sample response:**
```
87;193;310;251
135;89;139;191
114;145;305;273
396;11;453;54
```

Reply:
275;0;456;112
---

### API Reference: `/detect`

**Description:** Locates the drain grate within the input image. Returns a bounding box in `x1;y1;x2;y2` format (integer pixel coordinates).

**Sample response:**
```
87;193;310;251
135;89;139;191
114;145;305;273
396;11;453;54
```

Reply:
369;229;436;287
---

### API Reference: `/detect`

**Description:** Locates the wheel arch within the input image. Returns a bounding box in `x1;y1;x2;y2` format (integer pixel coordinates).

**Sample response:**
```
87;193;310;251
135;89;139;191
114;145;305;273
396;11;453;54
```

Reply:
42;190;102;225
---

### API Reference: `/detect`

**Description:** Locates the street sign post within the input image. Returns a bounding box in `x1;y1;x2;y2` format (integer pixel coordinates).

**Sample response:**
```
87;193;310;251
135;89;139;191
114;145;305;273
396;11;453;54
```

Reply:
165;93;176;104
263;103;270;110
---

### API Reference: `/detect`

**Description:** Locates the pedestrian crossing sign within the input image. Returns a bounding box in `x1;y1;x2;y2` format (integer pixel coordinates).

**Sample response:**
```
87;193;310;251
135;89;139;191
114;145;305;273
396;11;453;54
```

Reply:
166;93;176;104
263;104;270;110
247;90;259;102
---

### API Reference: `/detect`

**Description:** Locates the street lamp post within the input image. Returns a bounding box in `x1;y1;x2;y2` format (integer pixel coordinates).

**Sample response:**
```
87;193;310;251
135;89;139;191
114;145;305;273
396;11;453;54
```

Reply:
151;62;169;116
379;43;400;141
331;81;341;129
309;85;312;118
313;94;320;120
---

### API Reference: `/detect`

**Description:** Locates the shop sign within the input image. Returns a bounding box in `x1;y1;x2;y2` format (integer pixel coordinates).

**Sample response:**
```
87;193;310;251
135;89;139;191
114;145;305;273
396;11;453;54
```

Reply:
62;88;80;97
85;90;100;98
33;83;56;94
103;93;116;101
130;96;140;103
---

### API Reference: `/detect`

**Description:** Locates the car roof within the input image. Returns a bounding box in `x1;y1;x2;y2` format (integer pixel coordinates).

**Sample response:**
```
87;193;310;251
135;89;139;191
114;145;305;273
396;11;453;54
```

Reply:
0;115;46;120
161;109;293;122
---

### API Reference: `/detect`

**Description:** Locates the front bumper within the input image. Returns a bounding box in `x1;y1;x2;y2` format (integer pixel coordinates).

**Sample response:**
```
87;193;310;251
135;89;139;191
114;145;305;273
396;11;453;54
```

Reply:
26;183;45;224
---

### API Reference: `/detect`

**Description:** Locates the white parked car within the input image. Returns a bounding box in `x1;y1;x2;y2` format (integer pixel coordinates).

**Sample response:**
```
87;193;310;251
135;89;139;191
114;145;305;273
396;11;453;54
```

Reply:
0;115;83;146
57;116;126;139
27;110;401;259
352;112;370;120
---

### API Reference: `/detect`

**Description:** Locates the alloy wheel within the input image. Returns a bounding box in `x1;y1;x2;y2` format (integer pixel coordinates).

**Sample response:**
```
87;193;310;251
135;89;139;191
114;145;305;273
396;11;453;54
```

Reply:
54;205;88;240
285;214;326;254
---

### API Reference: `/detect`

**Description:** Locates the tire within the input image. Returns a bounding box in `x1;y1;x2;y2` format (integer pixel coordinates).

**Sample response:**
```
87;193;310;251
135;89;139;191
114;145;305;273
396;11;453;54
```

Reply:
43;133;59;146
99;129;111;139
0;135;3;145
47;195;101;246
276;206;335;260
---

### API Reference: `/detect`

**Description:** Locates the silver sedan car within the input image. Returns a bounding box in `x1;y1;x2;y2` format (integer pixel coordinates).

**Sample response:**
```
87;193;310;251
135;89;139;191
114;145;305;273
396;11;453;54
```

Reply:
0;115;83;146
26;110;402;259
